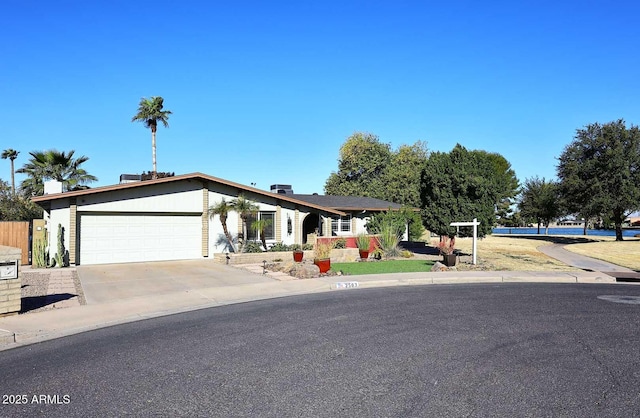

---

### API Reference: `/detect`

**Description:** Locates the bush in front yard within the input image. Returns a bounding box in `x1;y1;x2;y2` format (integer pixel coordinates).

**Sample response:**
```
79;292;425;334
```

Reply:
243;241;264;253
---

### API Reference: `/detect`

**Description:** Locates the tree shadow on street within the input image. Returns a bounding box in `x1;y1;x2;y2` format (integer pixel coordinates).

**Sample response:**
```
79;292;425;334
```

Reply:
494;235;598;245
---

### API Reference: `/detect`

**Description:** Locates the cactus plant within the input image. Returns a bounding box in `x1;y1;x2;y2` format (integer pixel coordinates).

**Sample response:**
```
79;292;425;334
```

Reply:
33;238;47;268
51;224;66;268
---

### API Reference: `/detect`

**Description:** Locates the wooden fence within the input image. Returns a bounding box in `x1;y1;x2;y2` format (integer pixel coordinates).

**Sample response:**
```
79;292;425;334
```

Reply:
0;222;30;265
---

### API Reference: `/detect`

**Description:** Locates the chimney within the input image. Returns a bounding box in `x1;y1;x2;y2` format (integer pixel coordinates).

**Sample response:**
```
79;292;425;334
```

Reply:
270;184;294;194
43;180;63;195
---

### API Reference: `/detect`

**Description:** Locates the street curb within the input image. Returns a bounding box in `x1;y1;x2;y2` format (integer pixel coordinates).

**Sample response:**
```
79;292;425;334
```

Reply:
0;328;15;344
330;275;618;290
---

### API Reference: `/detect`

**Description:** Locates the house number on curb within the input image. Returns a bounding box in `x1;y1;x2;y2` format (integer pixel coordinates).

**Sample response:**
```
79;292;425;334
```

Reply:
335;281;359;289
597;295;640;305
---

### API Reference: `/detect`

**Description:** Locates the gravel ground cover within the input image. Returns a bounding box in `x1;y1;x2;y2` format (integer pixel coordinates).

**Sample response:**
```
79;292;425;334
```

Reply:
19;269;86;314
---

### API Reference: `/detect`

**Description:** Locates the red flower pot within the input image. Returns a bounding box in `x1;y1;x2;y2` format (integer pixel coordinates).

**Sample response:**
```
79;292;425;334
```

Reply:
314;258;331;273
293;251;304;262
359;250;369;260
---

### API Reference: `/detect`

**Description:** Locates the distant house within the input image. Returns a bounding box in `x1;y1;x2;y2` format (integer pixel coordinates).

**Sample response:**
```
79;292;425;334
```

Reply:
624;216;640;227
288;192;404;239
31;173;404;266
555;217;586;227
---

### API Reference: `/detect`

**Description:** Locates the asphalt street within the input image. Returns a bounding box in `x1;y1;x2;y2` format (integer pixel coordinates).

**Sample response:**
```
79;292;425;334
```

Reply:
1;283;640;417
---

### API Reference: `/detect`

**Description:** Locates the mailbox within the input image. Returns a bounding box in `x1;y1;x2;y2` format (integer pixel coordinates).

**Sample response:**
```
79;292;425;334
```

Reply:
0;260;18;280
0;246;22;316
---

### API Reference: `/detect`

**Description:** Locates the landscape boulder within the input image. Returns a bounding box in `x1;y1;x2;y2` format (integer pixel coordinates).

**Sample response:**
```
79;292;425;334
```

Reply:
281;262;321;279
431;261;457;272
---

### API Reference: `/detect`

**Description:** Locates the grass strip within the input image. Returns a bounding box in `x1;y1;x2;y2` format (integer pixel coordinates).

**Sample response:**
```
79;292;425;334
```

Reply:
332;260;434;275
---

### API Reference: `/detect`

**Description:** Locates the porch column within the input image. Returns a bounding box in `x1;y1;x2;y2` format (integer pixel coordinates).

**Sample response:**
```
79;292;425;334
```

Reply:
275;205;282;241
69;199;77;265
295;209;300;245
201;187;209;257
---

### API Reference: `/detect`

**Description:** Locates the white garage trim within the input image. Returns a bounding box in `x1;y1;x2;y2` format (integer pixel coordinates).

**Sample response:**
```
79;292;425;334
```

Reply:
79;213;202;265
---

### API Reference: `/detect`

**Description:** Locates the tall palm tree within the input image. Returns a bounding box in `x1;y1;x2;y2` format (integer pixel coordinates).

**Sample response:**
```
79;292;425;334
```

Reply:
230;194;259;251
131;96;172;179
17;149;98;196
1;149;19;195
208;198;236;252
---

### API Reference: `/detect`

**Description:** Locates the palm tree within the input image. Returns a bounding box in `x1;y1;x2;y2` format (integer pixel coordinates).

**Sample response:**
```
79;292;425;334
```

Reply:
229;194;259;252
251;218;273;251
1;149;19;195
17;149;98;196
208;198;236;252
131;96;172;179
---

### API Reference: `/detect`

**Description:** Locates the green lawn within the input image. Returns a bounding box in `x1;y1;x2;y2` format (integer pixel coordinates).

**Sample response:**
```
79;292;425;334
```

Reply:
331;260;435;275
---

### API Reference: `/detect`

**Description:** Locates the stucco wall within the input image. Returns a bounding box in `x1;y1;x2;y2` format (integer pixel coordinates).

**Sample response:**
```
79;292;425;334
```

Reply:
47;200;71;259
78;181;203;213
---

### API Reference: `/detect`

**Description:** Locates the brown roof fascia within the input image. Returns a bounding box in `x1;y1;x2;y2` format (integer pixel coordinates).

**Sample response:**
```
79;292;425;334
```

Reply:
31;172;345;216
333;206;419;212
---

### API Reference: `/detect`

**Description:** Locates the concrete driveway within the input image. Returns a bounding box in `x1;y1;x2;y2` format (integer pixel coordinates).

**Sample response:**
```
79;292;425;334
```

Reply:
76;259;274;304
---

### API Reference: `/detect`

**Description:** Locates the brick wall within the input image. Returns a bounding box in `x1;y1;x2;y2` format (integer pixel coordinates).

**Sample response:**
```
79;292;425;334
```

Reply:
0;246;21;316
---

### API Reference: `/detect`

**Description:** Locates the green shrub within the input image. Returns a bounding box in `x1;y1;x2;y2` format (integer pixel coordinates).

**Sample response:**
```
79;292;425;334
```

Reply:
376;223;402;258
269;242;291;252
401;250;414;258
333;238;347;249
243;241;264;253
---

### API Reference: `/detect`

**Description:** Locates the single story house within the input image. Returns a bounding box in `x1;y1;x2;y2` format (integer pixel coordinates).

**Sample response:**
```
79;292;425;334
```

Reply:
32;173;404;265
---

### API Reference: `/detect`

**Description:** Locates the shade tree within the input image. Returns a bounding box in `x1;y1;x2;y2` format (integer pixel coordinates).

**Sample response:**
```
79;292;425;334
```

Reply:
557;119;640;241
419;144;516;238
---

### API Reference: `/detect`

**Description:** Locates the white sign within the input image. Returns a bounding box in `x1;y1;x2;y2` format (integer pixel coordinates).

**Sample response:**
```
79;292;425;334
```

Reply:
0;260;18;280
450;218;480;265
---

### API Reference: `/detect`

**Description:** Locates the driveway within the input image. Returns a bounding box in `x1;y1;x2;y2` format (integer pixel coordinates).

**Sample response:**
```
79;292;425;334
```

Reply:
76;259;274;304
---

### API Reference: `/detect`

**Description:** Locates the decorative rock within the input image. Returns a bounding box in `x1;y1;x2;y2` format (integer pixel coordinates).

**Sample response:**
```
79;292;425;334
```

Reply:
285;262;320;279
431;261;449;272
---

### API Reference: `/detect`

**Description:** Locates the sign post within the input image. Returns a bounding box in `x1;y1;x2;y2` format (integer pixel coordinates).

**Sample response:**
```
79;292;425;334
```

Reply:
449;218;480;265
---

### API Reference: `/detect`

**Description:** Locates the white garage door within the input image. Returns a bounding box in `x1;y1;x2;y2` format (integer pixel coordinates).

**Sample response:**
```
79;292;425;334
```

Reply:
79;214;202;265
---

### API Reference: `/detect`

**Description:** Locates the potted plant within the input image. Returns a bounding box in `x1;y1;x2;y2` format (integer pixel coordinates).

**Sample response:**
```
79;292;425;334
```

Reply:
436;236;457;266
356;233;371;260
292;244;304;262
313;240;334;273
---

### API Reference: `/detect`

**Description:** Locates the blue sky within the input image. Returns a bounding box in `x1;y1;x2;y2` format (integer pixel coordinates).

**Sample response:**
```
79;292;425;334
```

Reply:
2;1;639;194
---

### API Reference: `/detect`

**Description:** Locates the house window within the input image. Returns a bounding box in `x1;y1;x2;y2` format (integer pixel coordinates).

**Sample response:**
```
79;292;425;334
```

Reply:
331;215;351;233
246;211;275;241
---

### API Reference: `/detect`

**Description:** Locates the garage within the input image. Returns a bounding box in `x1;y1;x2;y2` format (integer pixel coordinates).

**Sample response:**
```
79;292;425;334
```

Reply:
79;213;202;265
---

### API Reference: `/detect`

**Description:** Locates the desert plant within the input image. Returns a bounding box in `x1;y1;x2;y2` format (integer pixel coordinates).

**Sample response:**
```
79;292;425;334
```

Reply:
209;198;236;252
435;236;456;255
230;194;259;251
33;238;47;268
356;233;370;251
314;240;334;260
401;250;414;258
376;223;402;258
131;96;172;177
50;223;67;268
251;218;273;251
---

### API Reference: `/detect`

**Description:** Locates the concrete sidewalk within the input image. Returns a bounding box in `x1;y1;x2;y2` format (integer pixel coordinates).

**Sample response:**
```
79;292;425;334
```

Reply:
0;267;621;351
538;244;636;273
